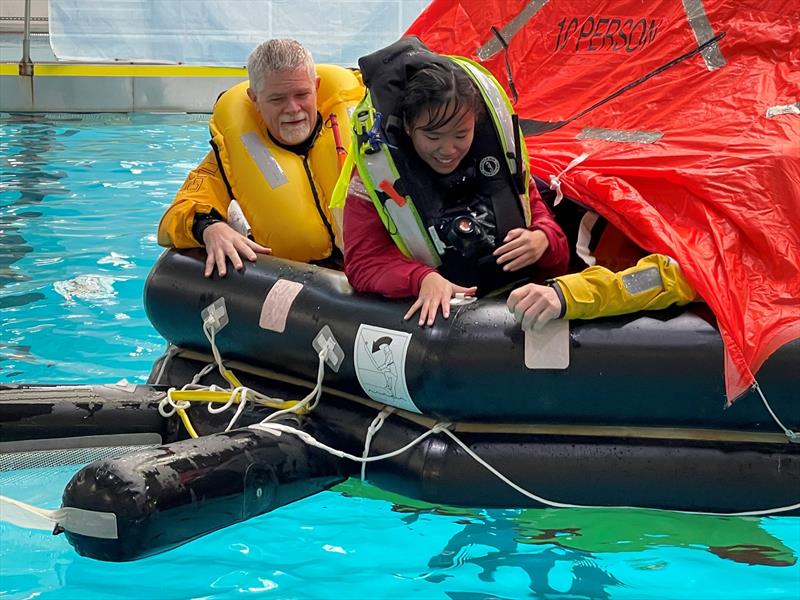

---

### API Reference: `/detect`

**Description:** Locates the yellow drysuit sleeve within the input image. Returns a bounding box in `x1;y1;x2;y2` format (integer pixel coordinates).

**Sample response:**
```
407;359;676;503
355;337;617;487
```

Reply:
157;151;232;248
552;254;698;320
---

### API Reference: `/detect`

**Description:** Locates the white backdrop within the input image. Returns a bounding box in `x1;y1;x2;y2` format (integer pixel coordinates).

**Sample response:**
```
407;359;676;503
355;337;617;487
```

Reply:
48;0;429;66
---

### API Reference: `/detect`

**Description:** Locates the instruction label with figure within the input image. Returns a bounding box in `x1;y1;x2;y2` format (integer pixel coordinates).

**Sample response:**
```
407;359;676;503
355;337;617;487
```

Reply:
354;324;419;413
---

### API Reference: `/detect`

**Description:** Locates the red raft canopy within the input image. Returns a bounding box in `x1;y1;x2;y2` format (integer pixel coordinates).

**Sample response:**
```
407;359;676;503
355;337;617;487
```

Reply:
407;0;800;401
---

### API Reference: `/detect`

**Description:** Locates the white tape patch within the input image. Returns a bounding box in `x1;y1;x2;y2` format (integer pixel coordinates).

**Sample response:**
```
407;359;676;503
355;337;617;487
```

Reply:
259;279;303;333
525;319;570;370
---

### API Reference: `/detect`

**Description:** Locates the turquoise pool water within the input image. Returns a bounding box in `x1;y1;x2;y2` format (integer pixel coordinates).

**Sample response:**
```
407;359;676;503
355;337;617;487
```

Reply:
1;114;799;599
1;113;202;383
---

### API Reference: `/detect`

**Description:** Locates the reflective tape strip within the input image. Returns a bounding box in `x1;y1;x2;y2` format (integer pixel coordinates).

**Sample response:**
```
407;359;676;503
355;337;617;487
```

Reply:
459;61;516;171
241;133;289;189
476;0;550;60
682;0;726;71
766;102;800;118
577;127;663;144
622;266;663;295
363;148;396;191
364;149;440;266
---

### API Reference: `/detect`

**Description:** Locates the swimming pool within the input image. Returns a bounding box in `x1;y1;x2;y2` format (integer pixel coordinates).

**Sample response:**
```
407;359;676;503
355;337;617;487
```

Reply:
1;114;798;599
1;113;203;383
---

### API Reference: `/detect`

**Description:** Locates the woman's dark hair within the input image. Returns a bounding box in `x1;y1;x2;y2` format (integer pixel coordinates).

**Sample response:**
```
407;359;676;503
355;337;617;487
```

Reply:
400;62;483;133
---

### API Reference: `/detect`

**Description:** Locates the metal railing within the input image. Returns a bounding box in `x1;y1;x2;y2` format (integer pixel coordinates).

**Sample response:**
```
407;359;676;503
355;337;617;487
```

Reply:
20;0;33;74
2;0;47;75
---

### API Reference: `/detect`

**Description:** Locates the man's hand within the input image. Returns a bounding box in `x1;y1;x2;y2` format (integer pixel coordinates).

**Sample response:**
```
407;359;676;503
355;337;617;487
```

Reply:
404;272;477;327
202;221;271;277
493;228;549;272
507;283;563;331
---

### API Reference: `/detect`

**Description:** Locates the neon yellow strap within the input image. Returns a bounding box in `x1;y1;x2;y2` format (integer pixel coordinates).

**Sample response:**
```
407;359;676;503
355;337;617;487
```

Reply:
330;145;356;209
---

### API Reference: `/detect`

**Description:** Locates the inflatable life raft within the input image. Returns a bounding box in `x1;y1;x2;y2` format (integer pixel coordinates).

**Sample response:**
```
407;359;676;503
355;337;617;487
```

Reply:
2;249;798;562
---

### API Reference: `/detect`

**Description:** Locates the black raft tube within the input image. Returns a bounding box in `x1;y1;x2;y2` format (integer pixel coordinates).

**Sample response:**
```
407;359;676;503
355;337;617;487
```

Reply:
58;415;347;561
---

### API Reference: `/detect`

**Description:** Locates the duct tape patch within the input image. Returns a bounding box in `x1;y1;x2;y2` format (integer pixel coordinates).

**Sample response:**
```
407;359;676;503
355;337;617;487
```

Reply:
259;279;303;333
525;319;570;370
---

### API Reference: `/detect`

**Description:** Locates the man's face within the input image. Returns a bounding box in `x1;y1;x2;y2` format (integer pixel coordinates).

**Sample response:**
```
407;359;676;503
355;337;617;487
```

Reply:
248;66;319;145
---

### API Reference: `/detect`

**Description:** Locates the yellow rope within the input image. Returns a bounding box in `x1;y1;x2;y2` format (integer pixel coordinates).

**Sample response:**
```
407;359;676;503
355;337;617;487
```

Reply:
176;408;199;439
169;389;304;411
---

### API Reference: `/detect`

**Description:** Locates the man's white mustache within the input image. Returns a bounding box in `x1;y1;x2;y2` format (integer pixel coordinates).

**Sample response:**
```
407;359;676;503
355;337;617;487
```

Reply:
280;113;308;124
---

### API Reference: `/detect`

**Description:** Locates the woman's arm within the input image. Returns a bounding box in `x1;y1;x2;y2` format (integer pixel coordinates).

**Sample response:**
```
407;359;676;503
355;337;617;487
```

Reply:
342;178;436;297
492;181;570;278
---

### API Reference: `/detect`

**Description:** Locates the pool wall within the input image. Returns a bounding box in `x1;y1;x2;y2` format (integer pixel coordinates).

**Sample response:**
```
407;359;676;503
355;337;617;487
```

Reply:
1;63;248;112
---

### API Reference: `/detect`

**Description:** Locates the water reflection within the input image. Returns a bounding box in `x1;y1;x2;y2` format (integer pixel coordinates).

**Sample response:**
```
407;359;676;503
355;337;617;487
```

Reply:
426;517;620;598
1;116;78;371
0;114;71;293
338;480;797;577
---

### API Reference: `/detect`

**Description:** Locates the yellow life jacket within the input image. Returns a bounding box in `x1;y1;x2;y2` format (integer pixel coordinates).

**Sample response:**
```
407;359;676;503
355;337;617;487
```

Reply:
210;64;364;262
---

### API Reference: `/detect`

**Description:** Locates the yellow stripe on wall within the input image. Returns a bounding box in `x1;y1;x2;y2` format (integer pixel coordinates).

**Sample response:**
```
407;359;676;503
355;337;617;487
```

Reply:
0;63;247;77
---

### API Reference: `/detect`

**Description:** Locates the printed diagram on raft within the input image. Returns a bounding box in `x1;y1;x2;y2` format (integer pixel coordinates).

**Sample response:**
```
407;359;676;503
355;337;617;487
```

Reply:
354;324;418;413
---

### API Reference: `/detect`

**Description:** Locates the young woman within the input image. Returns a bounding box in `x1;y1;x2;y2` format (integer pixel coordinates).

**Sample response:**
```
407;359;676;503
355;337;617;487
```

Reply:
342;38;569;326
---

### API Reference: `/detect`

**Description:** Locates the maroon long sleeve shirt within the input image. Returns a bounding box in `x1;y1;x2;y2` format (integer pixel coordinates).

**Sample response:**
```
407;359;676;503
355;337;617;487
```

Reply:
343;175;569;297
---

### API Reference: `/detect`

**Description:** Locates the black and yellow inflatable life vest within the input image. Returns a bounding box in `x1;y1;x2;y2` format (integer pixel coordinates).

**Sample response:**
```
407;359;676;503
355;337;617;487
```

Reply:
350;36;531;292
210;64;363;262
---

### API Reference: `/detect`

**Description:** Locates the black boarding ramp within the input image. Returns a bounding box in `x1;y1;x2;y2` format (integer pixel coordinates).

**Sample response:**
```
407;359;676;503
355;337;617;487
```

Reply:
0;384;170;446
0;384;349;562
145;249;800;432
153;353;800;516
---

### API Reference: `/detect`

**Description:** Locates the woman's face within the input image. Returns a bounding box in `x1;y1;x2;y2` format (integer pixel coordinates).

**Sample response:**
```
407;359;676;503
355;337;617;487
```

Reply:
406;107;475;175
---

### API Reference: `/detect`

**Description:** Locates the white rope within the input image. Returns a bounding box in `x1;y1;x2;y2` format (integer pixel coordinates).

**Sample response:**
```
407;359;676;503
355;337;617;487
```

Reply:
159;312;333;431
223;387;252;432
164;312;800;517
191;362;216;385
549;152;589;206
152;343;179;385
249;421;451;463
205;385;242;414
361;407;395;481
439;428;583;509
753;380;798;442
251;410;799;518
437;428;800;517
257;346;329;425
204;321;228;382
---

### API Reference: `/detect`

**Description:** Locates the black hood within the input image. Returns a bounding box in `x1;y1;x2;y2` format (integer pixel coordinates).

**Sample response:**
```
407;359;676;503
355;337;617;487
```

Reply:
358;36;451;143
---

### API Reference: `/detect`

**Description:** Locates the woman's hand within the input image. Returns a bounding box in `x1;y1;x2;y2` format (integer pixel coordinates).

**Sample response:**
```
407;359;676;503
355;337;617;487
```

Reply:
404;272;477;327
493;228;549;272
507;283;563;331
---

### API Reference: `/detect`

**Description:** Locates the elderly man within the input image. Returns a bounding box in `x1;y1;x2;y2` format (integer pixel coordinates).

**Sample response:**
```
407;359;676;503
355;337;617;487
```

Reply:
158;39;363;276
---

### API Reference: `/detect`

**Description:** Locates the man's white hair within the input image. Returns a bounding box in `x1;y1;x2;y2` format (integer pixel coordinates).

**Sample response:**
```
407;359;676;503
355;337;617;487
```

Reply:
247;39;315;96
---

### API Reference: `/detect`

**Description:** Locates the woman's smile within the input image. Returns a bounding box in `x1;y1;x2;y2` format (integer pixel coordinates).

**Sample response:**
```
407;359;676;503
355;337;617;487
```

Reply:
408;108;476;175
